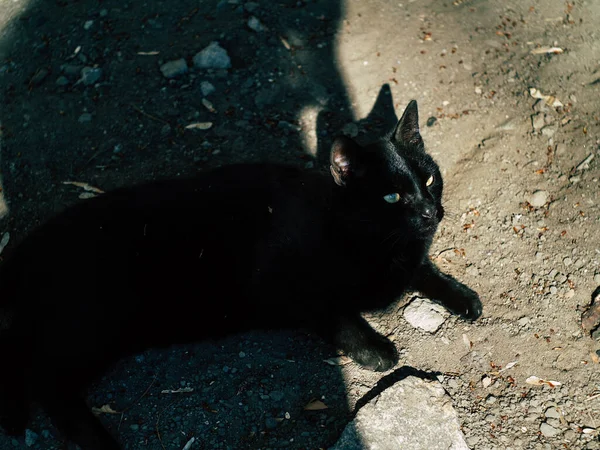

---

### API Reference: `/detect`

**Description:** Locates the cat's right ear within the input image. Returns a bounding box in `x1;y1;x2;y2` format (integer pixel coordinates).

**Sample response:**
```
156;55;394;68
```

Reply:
330;136;362;187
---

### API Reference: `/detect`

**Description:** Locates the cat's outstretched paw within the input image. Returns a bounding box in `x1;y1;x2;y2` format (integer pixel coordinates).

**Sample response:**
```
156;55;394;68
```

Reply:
446;284;483;321
347;338;399;372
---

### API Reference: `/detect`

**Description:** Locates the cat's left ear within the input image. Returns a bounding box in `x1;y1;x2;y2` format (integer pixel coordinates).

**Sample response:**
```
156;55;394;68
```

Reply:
392;100;423;148
330;136;363;187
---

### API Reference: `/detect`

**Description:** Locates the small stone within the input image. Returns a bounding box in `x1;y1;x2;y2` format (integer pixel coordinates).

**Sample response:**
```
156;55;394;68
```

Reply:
563;257;572;267
244;2;259;12
25;429;38;447
540;422;560;437
426;116;438;127
466;265;479;277
486;395;497;404
556;143;567;155
517;317;530;326
475;87;482;95
265;417;279;429
544;407;561;419
99;9;108;17
30;67;49;86
342;122;359;138
83;20;94;30
78;113;93;123
247;16;266;32
160;59;188;78
80;66;103;85
270;391;284;402
200;81;216;96
594;273;600;284
129;424;139;431
531;113;545;132
527;190;549;208
193;42;231;70
403;297;448;333
55;76;70;86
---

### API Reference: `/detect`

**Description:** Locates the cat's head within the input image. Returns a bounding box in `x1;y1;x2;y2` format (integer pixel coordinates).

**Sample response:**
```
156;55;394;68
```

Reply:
329;100;444;239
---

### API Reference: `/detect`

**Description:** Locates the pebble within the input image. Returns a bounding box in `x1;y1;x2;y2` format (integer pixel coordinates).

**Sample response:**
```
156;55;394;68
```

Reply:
265;417;279;429
78;113;93;123
25;429;38;447
270;391;284;402
160;59;188;79
193;42;231;70
245;2;259;12
200;81;216;96
540;422;560;437
594;273;600;284
83;20;94;30
531;113;545;132
99;9;108;17
30;68;49;86
130;424;139;431
80;67;103;85
248;16;266;32
563;257;572;267
403;297;448;333
527;190;549;208
466;265;479;277
544;407;561;419
55;76;70;86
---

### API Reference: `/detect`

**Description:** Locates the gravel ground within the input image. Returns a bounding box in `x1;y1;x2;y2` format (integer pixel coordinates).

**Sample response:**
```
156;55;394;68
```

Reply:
1;0;600;449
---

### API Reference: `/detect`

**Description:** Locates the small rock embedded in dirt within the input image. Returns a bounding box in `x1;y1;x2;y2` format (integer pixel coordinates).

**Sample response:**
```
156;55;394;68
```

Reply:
193;42;231;70
247;16;266;32
55;76;69;86
160;59;188;79
245;2;259;12
83;20;94;30
25;429;38;447
78;113;93;123
545;407;561;419
466;265;479;277
80;67;103;86
29;68;48;86
526;190;549;208
540;422;560;437
531;113;545;132
200;81;216;96
403;297;448;333
330;376;469;450
265;417;279;429
426;116;437;127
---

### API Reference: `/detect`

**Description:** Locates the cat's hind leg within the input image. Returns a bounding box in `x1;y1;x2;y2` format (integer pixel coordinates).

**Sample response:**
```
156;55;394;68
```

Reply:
321;314;399;372
410;259;482;320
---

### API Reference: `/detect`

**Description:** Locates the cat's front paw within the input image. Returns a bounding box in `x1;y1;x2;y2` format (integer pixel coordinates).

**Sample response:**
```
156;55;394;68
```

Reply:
347;338;399;372
447;284;482;321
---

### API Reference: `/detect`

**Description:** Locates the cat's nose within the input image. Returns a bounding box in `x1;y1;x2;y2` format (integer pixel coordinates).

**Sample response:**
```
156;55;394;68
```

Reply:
421;207;435;219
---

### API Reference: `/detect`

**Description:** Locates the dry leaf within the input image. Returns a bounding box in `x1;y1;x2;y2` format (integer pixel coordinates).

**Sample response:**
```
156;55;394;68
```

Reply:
91;404;120;415
499;361;518;372
529;88;563;108
323;356;352;366
62;181;105;194
202;98;216;113
462;333;472;351
182;437;195;450
525;376;562;387
304;399;328;411
185;122;212;130
530;47;563;55
161;387;194;394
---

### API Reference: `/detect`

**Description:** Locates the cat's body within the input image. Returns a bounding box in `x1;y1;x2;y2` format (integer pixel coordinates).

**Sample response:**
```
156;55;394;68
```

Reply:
0;101;481;449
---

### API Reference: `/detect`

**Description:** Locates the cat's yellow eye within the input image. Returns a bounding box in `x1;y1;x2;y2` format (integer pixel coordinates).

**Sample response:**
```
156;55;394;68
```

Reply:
383;193;401;204
426;175;434;187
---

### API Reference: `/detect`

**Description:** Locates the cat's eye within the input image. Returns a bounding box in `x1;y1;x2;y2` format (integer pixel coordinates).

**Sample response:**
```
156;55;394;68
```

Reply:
425;175;434;187
383;193;401;204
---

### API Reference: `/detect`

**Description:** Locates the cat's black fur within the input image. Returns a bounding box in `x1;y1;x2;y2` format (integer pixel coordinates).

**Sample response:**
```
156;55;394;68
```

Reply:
0;101;481;449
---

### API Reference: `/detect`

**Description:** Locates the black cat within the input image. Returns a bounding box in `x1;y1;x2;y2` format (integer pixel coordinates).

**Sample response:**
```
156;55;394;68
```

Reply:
0;100;481;449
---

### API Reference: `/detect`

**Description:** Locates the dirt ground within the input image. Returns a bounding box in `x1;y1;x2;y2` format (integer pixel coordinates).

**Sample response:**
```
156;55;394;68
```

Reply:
1;0;600;449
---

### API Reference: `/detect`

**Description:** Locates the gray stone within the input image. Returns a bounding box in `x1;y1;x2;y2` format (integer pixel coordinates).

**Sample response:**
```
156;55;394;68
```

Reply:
265;417;279;429
193;42;231;70
80;67;103;86
244;2;259;12
247;16;266;32
403;298;448;333
330;376;469;450
527;190;549;208
540;422;560;437
55;76;70;86
78;113;93;123
160;59;188;79
25;429;38;447
200;81;216;96
531;113;545;132
269;391;284;402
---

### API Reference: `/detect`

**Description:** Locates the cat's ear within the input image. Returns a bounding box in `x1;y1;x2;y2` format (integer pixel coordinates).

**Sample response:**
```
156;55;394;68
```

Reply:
392;100;423;148
330;136;362;187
